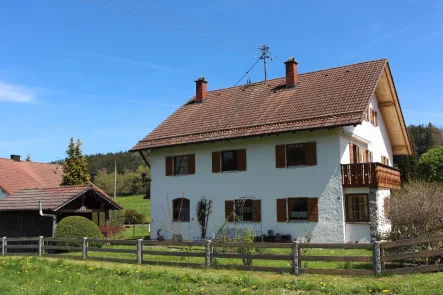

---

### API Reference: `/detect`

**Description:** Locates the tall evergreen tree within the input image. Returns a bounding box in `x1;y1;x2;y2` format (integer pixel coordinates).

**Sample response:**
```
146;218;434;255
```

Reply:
61;137;91;186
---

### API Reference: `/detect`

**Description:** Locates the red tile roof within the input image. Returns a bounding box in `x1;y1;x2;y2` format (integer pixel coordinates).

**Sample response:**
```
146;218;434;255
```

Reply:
0;158;63;195
131;59;387;151
0;184;122;211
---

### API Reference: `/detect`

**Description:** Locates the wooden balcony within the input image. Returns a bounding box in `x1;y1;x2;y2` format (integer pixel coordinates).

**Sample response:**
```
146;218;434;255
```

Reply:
341;163;401;189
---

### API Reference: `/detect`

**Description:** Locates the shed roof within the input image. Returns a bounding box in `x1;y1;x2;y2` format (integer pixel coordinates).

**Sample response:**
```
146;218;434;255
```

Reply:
0;184;122;211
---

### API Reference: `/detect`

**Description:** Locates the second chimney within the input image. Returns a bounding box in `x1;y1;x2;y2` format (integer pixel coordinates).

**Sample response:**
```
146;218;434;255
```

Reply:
284;57;298;87
10;155;21;162
195;76;207;102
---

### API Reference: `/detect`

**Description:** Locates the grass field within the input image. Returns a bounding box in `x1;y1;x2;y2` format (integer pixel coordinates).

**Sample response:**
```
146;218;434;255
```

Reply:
116;194;150;217
1;256;443;294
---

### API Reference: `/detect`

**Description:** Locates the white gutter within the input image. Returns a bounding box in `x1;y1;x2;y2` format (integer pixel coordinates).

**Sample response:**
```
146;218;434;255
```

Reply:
39;201;57;237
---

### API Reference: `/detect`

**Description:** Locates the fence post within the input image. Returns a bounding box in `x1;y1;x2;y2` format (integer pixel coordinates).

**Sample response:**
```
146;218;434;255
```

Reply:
205;240;212;268
82;237;88;260
137;239;143;264
292;241;299;275
1;237;6;256
374;241;382;276
38;236;43;257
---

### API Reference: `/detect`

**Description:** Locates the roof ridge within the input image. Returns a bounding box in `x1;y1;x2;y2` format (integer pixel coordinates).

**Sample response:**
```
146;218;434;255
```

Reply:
0;158;58;166
198;58;388;94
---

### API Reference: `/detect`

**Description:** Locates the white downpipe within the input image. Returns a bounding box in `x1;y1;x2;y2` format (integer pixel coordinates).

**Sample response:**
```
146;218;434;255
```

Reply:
39;201;57;237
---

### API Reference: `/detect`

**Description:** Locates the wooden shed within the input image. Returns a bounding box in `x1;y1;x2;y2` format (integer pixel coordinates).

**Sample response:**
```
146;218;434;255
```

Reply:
0;184;122;238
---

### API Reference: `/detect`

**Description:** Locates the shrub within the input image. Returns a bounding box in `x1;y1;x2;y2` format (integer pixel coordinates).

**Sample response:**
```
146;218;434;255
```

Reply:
387;181;443;264
124;209;146;224
55;216;103;247
417;147;443;182
99;225;125;239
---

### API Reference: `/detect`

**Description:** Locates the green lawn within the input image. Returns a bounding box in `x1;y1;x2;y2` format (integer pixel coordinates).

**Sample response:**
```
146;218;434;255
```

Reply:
122;225;151;240
116;194;150;217
1;256;443;294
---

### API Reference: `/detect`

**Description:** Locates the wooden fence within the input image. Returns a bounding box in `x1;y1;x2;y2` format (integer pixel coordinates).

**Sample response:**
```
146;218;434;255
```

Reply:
1;235;443;276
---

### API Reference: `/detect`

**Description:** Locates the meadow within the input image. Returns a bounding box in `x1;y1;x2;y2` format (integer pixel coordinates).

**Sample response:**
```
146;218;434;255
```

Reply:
1;256;443;295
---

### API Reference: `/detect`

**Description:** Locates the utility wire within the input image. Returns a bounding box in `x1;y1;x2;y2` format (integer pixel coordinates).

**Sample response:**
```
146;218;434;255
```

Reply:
83;0;257;57
234;54;264;86
134;0;259;48
122;0;259;49
101;0;255;53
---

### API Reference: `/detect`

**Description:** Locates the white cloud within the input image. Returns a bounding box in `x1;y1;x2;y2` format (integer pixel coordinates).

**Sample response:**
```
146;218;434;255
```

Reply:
0;81;37;103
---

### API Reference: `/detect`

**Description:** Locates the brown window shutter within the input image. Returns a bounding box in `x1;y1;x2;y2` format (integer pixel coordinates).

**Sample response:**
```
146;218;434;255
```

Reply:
212;152;221;173
305;142;317;166
363;148;368;163
370;109;374;125
187;154;195;174
375;111;379;126
275;145;286;168
349;143;355;164
237;149;247;171
225;200;234;222
276;198;287;222
165;156;173;176
307;198;319;222
252;199;261;222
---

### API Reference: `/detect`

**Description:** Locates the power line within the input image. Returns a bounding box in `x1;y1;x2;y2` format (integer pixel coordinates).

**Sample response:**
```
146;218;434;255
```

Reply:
83;0;258;57
134;0;259;48
121;0;259;49
234;54;264;86
102;0;256;53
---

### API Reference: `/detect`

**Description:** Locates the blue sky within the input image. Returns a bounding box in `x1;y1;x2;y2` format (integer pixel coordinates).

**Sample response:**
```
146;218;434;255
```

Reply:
0;0;442;162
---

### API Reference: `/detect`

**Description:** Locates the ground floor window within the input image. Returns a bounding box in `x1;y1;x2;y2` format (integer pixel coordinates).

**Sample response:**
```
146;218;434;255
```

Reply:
288;198;308;220
225;199;261;222
345;194;369;222
172;198;190;222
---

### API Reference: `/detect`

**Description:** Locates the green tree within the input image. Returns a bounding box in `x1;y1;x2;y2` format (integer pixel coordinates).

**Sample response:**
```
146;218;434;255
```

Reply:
417;146;443;182
61;137;91;185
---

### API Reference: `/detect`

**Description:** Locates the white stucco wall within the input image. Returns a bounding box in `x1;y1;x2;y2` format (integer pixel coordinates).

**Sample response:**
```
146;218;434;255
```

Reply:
342;187;391;242
150;129;346;243
341;94;393;165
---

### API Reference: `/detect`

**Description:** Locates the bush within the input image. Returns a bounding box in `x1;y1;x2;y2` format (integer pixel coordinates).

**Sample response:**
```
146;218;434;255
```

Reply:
387;181;443;264
417;147;443;182
55;216;103;247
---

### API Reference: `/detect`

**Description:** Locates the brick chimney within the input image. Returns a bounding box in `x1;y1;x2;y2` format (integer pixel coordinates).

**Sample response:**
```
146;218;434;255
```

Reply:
284;57;298;87
195;76;207;102
10;155;20;162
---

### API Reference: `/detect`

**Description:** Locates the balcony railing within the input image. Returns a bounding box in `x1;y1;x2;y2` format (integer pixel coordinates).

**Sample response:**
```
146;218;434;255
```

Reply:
341;163;401;189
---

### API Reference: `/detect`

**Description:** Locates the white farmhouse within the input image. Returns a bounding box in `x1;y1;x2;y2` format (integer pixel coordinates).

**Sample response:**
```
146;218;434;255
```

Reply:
131;58;412;243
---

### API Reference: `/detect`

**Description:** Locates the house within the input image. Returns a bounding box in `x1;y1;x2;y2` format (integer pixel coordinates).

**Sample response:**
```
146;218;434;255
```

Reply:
131;58;412;243
0;155;63;199
0;184;122;237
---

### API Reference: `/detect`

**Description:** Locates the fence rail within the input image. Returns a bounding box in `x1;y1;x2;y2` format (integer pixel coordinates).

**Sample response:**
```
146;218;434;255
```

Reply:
2;235;443;276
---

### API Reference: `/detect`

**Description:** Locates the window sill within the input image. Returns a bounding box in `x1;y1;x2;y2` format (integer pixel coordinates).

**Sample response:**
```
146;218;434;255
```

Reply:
172;221;191;223
220;170;240;173
286;165;307;169
172;174;191;177
346;222;370;224
288;220;310;223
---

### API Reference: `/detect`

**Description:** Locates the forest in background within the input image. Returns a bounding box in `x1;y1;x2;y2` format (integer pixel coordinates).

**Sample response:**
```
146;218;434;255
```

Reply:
394;123;443;182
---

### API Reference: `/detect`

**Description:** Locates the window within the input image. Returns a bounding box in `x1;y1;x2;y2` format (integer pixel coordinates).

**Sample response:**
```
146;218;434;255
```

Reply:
369;108;379;127
222;151;238;171
165;155;195;176
212;150;246;173
345;194;369;222
381;156;390;166
276;198;318;222
174;156;188;175
172;198;190;222
235;199;253;221
275;142;317;168
287;144;306;166
288;198;308;220
225;199;261;222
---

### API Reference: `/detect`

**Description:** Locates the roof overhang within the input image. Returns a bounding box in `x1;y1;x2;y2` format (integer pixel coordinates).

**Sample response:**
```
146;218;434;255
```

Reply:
374;63;413;155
